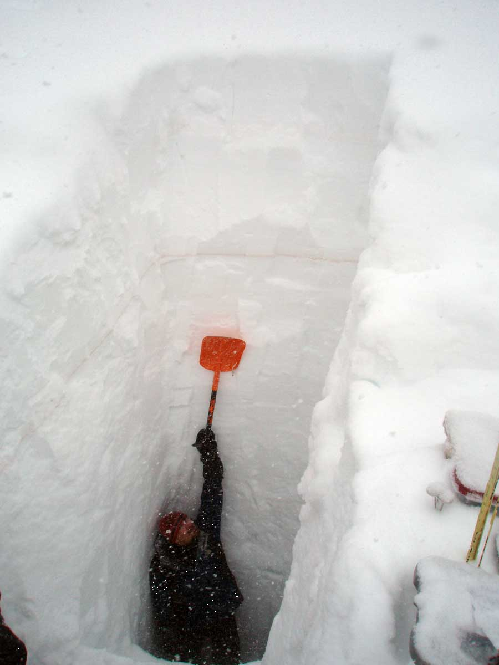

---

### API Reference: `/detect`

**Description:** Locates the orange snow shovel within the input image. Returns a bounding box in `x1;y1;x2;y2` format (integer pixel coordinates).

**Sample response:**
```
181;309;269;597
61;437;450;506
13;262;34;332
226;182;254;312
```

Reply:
200;336;246;428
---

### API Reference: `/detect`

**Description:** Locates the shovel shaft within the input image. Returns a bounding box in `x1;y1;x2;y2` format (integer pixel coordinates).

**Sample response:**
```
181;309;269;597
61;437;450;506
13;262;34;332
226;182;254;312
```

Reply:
206;370;221;428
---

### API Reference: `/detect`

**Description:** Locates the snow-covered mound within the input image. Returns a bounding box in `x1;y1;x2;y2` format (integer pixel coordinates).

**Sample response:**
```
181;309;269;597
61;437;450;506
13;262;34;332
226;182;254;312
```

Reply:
445;410;499;504
411;556;499;665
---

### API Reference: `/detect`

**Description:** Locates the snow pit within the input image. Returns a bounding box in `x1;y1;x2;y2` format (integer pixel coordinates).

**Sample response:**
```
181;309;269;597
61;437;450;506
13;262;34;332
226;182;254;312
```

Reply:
0;55;389;664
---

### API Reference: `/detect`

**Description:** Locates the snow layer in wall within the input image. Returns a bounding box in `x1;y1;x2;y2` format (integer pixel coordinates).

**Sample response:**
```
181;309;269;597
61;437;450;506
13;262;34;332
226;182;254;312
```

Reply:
0;54;388;664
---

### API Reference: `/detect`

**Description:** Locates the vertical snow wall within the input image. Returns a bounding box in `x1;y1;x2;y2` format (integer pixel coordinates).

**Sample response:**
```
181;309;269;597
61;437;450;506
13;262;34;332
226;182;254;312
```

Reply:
0;55;389;663
264;36;499;665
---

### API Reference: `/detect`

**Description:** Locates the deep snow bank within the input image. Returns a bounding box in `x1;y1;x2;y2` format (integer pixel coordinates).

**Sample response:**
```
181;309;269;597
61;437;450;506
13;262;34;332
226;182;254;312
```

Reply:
264;29;499;665
0;54;389;663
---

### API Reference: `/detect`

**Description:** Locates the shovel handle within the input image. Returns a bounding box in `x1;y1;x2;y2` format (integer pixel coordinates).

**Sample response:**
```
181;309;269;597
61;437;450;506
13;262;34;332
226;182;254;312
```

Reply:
206;370;221;428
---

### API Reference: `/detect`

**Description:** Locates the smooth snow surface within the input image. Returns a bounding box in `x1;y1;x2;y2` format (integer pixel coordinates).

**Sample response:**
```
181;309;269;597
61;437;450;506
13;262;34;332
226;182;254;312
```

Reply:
2;2;499;665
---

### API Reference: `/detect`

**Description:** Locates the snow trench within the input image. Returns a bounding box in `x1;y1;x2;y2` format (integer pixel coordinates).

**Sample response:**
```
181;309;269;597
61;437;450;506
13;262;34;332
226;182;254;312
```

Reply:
0;54;390;663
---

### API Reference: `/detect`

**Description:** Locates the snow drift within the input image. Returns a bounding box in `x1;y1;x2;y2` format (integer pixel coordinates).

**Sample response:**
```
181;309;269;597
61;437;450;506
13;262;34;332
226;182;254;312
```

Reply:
264;23;499;665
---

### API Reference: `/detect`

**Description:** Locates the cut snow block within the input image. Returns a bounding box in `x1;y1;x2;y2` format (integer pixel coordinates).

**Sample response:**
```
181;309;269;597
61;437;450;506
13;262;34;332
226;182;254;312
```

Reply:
444;410;499;505
410;556;499;665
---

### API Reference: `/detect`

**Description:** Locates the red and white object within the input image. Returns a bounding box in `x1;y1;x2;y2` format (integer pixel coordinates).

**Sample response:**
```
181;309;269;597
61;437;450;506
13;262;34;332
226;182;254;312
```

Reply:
444;410;499;505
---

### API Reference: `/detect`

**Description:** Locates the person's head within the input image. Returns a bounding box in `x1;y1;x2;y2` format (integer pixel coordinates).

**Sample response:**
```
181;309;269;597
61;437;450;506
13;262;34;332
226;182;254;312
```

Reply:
159;511;200;546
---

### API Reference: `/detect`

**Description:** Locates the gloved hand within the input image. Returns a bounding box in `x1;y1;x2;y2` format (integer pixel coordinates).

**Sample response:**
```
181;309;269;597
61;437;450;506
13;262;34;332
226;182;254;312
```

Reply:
193;428;223;479
192;428;217;455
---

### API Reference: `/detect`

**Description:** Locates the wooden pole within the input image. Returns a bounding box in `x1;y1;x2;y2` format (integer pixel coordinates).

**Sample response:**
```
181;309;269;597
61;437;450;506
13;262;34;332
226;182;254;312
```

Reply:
466;441;499;562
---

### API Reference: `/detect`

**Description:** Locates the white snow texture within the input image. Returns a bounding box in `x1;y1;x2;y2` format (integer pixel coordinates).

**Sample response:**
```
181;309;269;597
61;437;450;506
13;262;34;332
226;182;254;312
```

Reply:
1;2;499;665
412;556;499;665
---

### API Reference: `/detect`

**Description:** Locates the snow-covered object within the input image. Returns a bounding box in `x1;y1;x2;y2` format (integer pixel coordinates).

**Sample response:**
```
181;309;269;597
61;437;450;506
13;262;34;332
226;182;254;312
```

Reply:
426;482;454;510
410;556;499;665
444;411;499;504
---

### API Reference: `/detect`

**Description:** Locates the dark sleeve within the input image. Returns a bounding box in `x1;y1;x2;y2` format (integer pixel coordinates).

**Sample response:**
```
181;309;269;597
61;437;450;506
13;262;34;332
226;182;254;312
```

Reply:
0;625;27;665
195;447;224;540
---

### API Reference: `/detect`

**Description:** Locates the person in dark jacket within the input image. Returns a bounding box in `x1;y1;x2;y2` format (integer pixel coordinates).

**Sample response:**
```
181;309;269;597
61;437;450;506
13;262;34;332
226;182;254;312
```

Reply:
150;428;243;664
0;593;28;665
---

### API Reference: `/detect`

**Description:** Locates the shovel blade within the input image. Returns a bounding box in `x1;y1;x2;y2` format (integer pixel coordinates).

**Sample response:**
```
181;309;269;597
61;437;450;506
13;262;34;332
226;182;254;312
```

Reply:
200;336;246;372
